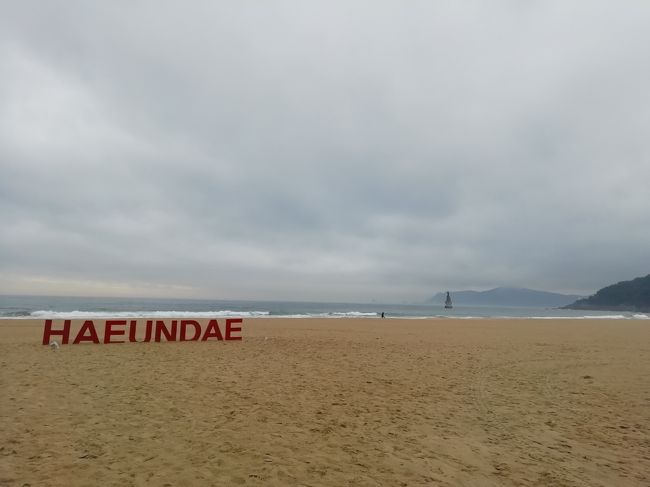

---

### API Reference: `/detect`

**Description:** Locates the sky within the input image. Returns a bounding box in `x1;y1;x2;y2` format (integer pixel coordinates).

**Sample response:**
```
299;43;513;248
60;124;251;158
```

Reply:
1;1;650;303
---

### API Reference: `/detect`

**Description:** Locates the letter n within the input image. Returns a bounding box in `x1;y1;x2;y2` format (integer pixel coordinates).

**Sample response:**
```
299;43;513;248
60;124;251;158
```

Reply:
155;320;178;342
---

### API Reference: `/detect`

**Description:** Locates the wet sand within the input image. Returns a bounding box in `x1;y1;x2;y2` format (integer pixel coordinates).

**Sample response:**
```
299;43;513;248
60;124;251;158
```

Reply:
1;318;649;486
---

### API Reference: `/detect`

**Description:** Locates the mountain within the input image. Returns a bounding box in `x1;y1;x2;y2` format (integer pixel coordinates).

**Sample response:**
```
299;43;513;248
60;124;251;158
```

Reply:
564;274;650;312
429;287;583;308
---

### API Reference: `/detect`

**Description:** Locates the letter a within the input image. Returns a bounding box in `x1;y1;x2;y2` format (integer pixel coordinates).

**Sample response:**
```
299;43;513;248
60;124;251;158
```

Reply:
201;319;224;341
73;320;101;344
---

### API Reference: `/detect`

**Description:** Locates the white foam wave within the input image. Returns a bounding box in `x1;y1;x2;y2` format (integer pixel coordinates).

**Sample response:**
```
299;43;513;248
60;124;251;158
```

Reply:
440;315;635;320
438;315;483;319
528;315;628;320
273;312;378;318
579;314;627;319
4;310;644;320
331;311;378;317
29;310;270;319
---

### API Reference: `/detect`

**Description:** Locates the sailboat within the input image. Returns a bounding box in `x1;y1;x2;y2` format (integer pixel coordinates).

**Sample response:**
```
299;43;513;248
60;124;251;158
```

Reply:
444;291;453;309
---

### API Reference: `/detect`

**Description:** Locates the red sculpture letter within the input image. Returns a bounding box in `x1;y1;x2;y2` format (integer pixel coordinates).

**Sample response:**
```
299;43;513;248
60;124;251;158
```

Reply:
42;319;71;345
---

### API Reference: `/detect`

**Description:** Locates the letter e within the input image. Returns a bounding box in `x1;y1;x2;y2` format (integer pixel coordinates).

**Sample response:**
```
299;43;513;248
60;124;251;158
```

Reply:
104;320;126;344
225;319;242;341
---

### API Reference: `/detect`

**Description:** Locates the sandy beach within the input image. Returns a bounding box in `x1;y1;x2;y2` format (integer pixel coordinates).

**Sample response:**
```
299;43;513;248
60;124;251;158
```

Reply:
0;318;648;486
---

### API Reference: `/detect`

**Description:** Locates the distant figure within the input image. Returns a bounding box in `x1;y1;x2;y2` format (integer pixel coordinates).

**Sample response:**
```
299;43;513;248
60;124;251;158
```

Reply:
381;312;385;318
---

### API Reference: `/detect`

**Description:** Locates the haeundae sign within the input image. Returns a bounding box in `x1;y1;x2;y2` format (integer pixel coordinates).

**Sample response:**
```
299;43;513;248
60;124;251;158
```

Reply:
42;319;243;345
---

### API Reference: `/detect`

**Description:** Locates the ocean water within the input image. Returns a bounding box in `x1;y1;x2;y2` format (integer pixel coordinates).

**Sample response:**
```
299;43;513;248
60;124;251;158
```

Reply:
0;294;648;320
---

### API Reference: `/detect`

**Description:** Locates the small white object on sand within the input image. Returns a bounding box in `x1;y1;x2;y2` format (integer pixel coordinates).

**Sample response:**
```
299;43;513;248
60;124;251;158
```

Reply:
49;340;60;350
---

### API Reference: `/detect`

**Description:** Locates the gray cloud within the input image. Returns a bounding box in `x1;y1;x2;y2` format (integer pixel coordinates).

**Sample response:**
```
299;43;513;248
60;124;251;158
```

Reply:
2;1;650;302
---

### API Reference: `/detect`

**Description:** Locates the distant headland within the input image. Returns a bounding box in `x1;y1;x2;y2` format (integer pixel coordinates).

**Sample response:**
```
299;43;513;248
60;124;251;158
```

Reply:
563;274;650;312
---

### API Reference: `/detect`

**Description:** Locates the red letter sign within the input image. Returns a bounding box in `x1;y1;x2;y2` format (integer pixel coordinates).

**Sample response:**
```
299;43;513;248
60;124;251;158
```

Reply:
104;320;126;344
180;320;201;341
225;318;242;340
201;319;224;341
42;319;71;345
73;320;100;344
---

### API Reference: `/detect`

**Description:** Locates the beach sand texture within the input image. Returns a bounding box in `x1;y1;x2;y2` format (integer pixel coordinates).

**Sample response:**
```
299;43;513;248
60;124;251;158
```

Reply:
1;318;649;486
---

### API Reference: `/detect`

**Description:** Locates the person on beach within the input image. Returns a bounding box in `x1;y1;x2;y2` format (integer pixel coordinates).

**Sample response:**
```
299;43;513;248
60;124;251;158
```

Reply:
381;312;385;318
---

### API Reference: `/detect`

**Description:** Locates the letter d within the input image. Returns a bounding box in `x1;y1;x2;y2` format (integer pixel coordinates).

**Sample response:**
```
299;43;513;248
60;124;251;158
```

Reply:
180;320;201;341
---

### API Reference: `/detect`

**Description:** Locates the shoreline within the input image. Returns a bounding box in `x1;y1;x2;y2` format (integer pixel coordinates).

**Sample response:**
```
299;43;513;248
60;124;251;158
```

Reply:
1;312;648;321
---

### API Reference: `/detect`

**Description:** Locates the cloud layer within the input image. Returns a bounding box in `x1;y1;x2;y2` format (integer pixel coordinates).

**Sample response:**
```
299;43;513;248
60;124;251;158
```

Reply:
2;2;650;301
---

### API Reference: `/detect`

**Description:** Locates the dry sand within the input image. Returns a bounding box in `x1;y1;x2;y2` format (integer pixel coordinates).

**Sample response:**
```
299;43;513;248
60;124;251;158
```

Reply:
1;318;649;486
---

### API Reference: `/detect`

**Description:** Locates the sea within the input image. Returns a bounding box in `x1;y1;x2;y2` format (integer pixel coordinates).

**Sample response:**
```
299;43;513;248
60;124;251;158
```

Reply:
0;295;648;320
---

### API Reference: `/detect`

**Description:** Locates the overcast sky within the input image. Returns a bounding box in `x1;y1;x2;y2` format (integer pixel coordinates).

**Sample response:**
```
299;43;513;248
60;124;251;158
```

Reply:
1;1;649;302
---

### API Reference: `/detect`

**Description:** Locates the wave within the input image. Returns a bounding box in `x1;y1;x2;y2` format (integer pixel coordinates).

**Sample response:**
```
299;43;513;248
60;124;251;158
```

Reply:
265;312;378;318
1;310;647;320
522;315;636;320
332;311;378;317
436;314;648;320
26;310;270;319
9;310;378;319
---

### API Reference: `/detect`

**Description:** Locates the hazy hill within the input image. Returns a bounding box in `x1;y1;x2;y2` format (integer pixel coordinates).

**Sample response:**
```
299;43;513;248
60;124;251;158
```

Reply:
429;287;583;308
564;274;650;312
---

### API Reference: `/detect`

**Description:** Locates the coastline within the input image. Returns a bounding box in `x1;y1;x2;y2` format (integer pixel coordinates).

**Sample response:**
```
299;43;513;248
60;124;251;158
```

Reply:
1;318;648;486
4;294;649;320
562;304;650;313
